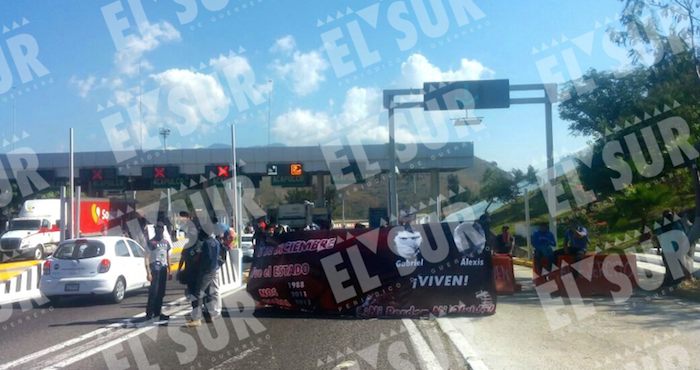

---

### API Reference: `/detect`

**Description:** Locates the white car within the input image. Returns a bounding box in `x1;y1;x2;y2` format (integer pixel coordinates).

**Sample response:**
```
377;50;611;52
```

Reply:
40;236;150;303
240;233;254;259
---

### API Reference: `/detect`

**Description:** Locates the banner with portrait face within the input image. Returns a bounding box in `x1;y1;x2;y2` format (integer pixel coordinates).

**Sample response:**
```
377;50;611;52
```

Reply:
246;222;496;317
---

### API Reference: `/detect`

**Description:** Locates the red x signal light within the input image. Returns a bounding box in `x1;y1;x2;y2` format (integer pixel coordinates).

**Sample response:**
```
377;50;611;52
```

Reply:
217;165;230;178
154;167;166;179
91;169;103;181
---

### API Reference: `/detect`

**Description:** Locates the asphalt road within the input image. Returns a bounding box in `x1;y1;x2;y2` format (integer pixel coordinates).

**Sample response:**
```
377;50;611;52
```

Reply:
0;262;468;370
1;262;699;369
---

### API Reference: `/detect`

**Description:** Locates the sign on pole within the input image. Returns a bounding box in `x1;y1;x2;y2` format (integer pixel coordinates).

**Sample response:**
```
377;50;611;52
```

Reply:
423;79;510;111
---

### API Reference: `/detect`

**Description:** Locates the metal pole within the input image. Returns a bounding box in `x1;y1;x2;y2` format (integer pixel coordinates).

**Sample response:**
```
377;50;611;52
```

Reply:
545;95;556;242
525;187;532;259
59;186;66;242
76;186;81;237
231;124;240;239
341;194;345;228
69;128;74;239
388;104;398;225
267;80;272;149
237;180;243;246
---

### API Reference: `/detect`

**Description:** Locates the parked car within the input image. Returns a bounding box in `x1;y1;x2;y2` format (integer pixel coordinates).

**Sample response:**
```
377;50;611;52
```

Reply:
240;233;254;260
40;236;149;303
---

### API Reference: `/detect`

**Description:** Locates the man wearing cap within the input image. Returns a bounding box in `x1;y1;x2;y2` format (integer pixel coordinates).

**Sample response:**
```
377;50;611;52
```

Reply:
563;221;589;263
144;221;172;321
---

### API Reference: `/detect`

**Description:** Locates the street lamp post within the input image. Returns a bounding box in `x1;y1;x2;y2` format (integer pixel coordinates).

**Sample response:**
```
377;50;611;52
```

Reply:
159;128;172;221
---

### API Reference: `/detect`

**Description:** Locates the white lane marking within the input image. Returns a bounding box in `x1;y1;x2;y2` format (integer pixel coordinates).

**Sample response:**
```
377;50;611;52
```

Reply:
436;318;489;370
38;286;247;369
401;319;443;370
1;286;244;369
209;347;260;370
42;313;183;370
42;324;158;370
0;294;190;370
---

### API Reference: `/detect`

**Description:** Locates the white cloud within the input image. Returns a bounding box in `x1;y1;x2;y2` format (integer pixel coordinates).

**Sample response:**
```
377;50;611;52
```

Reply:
272;86;417;145
400;53;494;87
115;22;181;77
273;50;328;96
209;53;270;103
272;109;334;144
113;88;136;106
270;35;296;54
69;75;96;98
150;68;230;135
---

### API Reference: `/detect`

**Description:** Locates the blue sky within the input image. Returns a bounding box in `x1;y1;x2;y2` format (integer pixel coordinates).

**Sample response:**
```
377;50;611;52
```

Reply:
0;0;632;171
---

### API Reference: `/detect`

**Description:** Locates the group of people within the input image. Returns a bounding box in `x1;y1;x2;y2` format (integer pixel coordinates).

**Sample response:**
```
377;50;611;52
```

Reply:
482;213;590;278
532;221;589;277
142;211;235;327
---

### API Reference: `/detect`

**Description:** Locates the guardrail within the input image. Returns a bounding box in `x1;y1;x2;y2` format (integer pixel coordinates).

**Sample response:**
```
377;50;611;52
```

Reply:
219;248;242;292
0;263;42;305
0;243;243;306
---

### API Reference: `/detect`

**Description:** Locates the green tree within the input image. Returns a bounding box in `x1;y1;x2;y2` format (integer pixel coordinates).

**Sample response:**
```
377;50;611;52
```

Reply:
616;183;672;226
525;165;538;184
511;169;525;184
285;188;315;204
480;168;518;211
447;174;472;204
611;0;700;250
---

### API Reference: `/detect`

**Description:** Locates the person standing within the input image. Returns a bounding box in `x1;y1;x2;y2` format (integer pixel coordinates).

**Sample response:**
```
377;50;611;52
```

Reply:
179;211;198;249
144;222;172;321
185;228;221;327
532;223;556;277
252;219;267;249
495;225;515;255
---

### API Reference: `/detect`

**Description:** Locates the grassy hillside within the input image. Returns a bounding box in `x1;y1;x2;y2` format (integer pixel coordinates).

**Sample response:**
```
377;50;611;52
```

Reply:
489;167;696;251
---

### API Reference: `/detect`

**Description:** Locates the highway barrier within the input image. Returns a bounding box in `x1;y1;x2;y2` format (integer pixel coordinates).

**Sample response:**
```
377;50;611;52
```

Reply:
493;254;520;294
0;263;42;305
220;248;243;292
533;253;640;297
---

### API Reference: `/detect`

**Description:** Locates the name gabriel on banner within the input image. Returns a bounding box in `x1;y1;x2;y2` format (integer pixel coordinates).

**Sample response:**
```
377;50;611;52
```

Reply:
246;222;497;317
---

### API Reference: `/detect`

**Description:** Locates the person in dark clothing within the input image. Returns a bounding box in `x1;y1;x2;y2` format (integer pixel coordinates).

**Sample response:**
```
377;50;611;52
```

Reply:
144;222;172;321
252;219;267;255
184;228;221;327
563;221;589;263
532;223;556;277
478;213;496;252
655;210;691;285
495;225;515;255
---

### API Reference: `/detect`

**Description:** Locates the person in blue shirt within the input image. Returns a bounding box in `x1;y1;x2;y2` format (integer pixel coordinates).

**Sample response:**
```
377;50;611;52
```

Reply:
532;223;556;277
563;221;589;263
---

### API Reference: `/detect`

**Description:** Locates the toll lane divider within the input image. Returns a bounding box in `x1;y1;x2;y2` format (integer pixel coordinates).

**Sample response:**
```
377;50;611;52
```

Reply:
0;263;42;305
220;249;243;292
0;261;42;282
